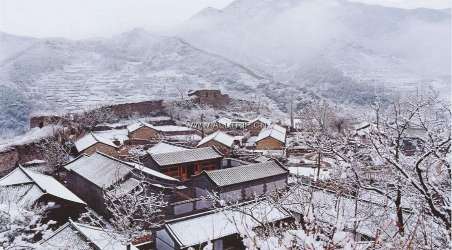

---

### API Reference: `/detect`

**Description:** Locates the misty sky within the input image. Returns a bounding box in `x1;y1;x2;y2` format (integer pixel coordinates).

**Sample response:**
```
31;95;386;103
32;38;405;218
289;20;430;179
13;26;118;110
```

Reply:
0;0;450;39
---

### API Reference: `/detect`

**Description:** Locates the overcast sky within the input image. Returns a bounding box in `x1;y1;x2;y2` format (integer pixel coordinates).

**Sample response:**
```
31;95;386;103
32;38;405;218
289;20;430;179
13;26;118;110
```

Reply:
0;0;450;39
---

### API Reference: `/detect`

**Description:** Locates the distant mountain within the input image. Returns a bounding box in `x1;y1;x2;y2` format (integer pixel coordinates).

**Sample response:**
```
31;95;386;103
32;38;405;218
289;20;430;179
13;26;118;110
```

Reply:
177;0;451;102
0;29;286;136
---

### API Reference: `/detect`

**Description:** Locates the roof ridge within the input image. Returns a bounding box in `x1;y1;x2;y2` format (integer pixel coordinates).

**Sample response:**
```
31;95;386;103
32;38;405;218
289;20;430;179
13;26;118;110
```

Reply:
62;153;88;167
38;222;72;244
0;166;32;184
18;166;47;193
94;151;135;169
164;197;268;223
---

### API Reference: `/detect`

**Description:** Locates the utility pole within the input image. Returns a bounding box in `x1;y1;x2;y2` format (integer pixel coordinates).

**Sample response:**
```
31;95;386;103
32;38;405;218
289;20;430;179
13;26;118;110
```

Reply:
200;113;205;138
316;150;321;181
290;93;294;130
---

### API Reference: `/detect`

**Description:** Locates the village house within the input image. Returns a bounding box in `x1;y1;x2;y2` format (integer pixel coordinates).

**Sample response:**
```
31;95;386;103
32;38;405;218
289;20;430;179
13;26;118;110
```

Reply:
0;166;86;221
188;89;230;107
64;152;178;214
192;160;288;202
213;117;232;130
246;117;271;136
155;199;291;250
74;132;119;157
39;219;138;250
255;124;287;150
128;121;196;141
143;147;223;181
197;131;235;156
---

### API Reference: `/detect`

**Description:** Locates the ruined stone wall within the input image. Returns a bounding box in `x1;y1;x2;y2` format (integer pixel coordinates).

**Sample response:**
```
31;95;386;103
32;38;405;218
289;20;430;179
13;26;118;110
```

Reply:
107;100;165;118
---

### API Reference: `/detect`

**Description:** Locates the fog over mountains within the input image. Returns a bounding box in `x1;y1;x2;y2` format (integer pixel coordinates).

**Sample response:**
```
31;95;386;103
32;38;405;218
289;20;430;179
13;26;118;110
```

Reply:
0;0;450;136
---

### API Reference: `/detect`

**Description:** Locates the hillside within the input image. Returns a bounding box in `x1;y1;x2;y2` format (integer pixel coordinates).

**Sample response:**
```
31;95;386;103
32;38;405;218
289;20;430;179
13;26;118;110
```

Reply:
177;0;451;103
0;29;286;136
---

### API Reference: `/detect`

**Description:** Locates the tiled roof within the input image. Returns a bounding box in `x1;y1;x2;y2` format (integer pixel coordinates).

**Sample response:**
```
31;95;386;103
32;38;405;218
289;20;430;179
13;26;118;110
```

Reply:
147;141;189;155
74;132;118;152
127;121;193;133
248;117;271;126
65;152;132;188
197;131;234;148
256;125;286;143
203;161;287;187
0;167;86;205
39;220;131;250
151;147;223;167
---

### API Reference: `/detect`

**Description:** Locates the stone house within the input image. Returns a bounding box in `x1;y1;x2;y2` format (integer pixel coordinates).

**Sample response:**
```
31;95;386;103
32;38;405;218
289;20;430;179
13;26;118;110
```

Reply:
0;166;86;221
191;160;288;202
246;117;271;136
128;121;195;141
197;131;234;156
143;147;223;181
64;152;178;215
74;132;119;157
255;124;286;150
155;200;291;250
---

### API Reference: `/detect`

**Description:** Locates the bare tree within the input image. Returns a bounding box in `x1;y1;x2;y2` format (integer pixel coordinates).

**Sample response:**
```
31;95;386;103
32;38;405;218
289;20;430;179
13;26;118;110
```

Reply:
37;136;70;175
103;181;167;244
76;106;115;132
0;187;54;249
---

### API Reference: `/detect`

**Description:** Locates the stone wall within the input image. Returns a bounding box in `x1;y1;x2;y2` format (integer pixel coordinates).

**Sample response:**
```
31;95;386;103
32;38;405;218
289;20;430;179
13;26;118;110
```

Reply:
188;90;230;107
106;100;165;118
0;142;44;176
0;148;19;175
30;100;166;129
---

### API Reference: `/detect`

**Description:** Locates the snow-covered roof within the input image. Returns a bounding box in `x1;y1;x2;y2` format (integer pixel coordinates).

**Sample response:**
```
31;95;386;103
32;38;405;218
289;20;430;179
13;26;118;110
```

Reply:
0;167;86;205
197;131;235;148
202;161;287;187
22;159;47;166
93;129;129;144
147;141;189;155
64;152;132;188
288;166;331;181
40;220;133;250
127;121;149;133
151;147;223;167
272;124;287;134
154;125;194;132
128;162;180;182
107;178;140;197
256;125;286;144
248;117;271;126
215;117;232;126
162;200;290;248
127;121;194;133
74;132;118;152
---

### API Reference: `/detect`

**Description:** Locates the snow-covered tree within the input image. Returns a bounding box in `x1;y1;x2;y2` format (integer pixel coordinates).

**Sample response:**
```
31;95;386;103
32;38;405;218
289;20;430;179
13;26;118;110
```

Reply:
0;188;54;249
37;137;70;174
